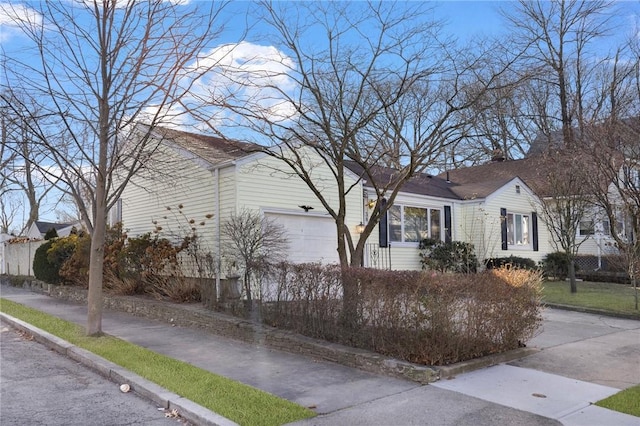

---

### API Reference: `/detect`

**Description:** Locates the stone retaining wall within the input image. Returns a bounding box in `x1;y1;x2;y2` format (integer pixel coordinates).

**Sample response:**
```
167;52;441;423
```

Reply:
1;276;440;384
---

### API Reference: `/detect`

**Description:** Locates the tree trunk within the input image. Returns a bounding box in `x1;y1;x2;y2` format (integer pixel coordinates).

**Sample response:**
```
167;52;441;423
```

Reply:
339;267;360;342
350;243;364;267
86;196;106;336
632;276;638;311
244;269;252;303
568;258;577;294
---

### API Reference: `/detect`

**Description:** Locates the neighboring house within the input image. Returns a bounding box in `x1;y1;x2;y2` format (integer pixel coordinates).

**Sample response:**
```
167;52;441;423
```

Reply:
26;221;82;239
118;126;556;274
525;118;640;262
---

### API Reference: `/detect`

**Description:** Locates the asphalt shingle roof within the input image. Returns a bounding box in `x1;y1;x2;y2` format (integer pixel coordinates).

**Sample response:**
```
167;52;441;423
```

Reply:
153;126;258;166
345;161;462;200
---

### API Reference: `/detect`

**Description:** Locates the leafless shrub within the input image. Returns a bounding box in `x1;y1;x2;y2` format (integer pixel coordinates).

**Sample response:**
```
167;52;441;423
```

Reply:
221;210;289;303
260;264;543;365
103;270;140;296
145;275;201;303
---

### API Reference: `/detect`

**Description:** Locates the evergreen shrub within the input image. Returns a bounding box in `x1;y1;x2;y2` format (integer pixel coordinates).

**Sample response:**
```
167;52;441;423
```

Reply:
33;240;60;283
485;256;537;270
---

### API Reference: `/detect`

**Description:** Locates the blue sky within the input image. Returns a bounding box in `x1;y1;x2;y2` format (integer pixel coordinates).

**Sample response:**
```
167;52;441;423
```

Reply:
0;1;639;228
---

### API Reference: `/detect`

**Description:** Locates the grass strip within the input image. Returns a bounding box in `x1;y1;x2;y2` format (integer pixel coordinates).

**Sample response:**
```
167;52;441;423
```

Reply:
596;384;640;417
0;298;315;426
542;281;640;318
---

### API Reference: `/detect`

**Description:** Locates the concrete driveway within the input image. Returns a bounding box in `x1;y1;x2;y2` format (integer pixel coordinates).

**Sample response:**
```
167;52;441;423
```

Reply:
512;308;640;390
432;307;640;426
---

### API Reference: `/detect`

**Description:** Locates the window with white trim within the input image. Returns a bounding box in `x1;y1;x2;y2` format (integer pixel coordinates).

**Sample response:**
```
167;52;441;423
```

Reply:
579;220;595;236
109;199;123;226
507;212;530;246
389;205;442;243
580;218;611;237
599;219;611;236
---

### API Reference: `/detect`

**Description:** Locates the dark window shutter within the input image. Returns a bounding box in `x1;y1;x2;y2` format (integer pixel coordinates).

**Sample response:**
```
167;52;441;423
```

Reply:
379;198;388;248
500;208;508;250
532;212;539;252
444;206;452;243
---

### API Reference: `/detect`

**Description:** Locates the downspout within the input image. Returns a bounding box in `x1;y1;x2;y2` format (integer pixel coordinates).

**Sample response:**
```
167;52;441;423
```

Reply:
214;167;221;302
362;186;368;267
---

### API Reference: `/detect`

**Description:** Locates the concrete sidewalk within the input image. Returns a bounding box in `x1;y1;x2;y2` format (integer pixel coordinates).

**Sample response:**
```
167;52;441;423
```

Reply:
1;283;638;425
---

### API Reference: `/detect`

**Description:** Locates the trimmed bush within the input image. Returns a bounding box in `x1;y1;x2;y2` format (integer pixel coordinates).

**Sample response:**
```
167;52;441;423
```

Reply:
33;235;82;285
259;264;542;366
485;256;537;270
541;251;574;279
58;232;91;287
419;238;478;273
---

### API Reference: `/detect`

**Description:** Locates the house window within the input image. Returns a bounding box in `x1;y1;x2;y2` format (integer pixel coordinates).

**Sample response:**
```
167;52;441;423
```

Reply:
623;166;640;189
109;199;123;226
389;205;442;243
507;213;529;246
579;220;595;236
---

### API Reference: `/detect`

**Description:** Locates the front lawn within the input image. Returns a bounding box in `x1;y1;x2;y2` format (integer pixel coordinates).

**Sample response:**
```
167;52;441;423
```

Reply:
596;384;640;417
542;280;640;318
0;298;315;426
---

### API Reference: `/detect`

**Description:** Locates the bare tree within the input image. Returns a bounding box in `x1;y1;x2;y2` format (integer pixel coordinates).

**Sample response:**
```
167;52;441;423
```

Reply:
586;120;640;309
0;95;57;234
0;193;21;234
451;72;538;167
534;150;597;292
0;113;18;234
502;0;618;151
1;1;228;335
221;210;289;304
193;1;517;268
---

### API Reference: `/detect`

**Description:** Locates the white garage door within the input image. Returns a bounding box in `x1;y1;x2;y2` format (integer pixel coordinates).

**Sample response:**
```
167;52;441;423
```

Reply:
265;213;339;264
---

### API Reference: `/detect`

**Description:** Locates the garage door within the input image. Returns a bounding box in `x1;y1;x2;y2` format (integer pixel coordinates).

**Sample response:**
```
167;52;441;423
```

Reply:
265;213;339;264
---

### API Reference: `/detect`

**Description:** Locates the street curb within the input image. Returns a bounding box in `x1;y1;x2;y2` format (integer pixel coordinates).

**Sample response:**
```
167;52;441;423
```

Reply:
544;303;640;321
0;312;239;426
436;347;540;379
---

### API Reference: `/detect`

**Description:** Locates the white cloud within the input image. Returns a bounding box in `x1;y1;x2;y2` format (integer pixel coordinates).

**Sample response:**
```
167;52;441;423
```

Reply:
0;3;42;42
184;41;299;123
142;41;300;133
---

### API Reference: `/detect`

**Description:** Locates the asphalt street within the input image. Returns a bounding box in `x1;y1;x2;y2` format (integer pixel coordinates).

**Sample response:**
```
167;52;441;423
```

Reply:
0;321;186;426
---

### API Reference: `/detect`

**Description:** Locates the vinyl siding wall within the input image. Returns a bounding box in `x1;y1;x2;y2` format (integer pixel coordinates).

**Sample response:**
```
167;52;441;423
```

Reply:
454;201;504;262
234;150;363;264
481;181;552;264
120;144;218;255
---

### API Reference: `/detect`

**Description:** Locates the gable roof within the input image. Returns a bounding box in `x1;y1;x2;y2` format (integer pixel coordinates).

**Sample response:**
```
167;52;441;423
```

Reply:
438;157;552;198
151;126;259;167
345;161;462;200
448;177;519;200
33;221;75;234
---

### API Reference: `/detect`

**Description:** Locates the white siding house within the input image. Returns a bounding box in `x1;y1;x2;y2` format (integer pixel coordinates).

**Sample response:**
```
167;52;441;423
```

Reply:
119;126;594;276
119;127;363;277
26;221;83;239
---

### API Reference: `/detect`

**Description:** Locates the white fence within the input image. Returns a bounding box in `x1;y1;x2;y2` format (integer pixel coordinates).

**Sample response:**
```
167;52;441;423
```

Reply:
2;240;45;277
